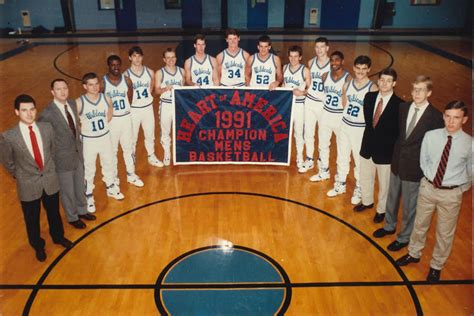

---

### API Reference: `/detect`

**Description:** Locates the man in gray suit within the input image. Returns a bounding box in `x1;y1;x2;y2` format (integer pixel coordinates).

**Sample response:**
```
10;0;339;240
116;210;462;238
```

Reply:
0;94;72;262
39;79;96;228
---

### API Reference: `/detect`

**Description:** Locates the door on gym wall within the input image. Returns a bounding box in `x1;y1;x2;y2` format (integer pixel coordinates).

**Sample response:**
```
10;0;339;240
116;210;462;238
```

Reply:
247;0;268;29
115;0;137;32
320;0;361;29
284;0;305;28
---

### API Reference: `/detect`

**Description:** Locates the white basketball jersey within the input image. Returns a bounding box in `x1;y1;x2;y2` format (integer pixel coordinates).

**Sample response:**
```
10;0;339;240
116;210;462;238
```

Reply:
323;70;349;114
126;66;154;108
159;66;184;103
307;57;330;103
342;79;374;128
283;64;306;104
220;48;246;87
79;93;110;138
250;53;277;88
103;74;131;117
190;54;213;87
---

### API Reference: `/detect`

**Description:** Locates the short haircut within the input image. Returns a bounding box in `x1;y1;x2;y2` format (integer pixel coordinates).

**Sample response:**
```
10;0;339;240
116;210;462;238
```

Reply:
288;45;302;56
315;37;329;45
330;50;344;60
107;55;121;65
82;72;98;84
194;33;206;44
128;46;143;57
14;94;36;110
354;55;371;68
258;35;271;45
225;28;239;38
445;100;468;116
50;78;68;89
162;47;176;57
379;68;397;81
413;75;433;91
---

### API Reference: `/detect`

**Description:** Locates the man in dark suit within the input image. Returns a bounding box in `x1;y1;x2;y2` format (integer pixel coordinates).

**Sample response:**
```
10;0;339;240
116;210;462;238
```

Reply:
372;76;444;252
354;68;404;223
0;95;72;262
39;79;96;229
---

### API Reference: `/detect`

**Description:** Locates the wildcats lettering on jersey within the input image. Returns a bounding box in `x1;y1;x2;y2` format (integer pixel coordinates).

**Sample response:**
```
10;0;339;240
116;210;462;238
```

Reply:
191;54;213;87
127;66;153;108
221;48;246;86
160;66;183;103
103;74;131;117
342;79;373;127
323;70;349;114
283;64;306;104
250;54;276;88
79;94;110;138
307;58;330;103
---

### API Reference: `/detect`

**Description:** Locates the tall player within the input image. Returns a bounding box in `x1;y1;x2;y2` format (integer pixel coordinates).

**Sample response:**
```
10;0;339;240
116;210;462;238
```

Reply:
184;34;219;87
125;46;163;167
155;48;184;166
77;73;124;213
216;28;250;87
103;55;144;187
309;51;351;186
298;37;331;173
328;55;378;203
245;35;282;90
282;45;310;168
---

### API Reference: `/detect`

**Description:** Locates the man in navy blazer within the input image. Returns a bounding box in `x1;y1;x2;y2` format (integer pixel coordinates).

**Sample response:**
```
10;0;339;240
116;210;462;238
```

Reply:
0;95;72;262
355;68;404;224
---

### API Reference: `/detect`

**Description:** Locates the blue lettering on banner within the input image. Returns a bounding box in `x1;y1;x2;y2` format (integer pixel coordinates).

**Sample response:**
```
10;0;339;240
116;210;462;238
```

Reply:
174;88;293;165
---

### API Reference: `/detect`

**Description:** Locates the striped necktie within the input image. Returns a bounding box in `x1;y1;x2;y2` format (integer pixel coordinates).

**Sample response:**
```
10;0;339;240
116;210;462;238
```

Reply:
433;135;452;188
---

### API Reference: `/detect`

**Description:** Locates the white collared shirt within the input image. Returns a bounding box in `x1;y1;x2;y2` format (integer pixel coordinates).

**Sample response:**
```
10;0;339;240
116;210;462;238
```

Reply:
373;91;393;117
54;99;77;125
406;101;429;132
18;121;44;163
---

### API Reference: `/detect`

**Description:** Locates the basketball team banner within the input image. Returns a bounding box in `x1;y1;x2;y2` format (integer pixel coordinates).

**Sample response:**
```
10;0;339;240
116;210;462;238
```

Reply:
173;87;293;165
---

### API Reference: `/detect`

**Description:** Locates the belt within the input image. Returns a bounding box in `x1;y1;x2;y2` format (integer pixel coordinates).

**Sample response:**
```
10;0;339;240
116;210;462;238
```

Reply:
425;177;459;190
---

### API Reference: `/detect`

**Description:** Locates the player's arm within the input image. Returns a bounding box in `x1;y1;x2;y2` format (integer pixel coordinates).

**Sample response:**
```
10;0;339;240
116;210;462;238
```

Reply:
302;66;311;95
210;56;220;86
148;68;155;96
370;82;379;92
341;81;350;108
269;55;283;90
184;58;195;86
215;52;223;84
125;76;134;104
105;95;113;122
154;69;168;95
245;55;254;86
307;57;314;68
75;97;83;129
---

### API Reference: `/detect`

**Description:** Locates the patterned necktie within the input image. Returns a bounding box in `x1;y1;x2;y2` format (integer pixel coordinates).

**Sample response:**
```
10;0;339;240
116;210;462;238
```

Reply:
406;107;419;138
64;104;76;138
433;135;452;188
372;98;383;128
29;126;44;170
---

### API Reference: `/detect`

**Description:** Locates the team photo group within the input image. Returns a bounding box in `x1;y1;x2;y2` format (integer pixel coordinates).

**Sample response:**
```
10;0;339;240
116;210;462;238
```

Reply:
0;29;471;284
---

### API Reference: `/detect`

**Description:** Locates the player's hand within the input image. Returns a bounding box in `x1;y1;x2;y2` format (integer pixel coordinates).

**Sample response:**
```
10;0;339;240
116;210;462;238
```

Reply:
269;81;279;91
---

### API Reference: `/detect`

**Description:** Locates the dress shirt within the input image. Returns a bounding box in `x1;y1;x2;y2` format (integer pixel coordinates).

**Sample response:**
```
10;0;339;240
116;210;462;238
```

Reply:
54;100;77;125
420;127;472;192
373;91;393;117
406;101;429;132
19;121;44;164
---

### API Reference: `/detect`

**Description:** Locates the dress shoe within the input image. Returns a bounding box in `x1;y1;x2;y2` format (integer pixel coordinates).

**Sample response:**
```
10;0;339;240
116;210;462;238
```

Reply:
35;249;46;262
79;213;96;221
373;228;396;238
353;203;374;212
426;268;441;283
54;238;73;248
373;212;385;223
387;240;408;251
69;219;86;229
395;254;420;266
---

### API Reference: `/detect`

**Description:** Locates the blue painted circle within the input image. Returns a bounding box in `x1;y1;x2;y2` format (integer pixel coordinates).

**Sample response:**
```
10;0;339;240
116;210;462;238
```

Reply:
155;246;291;315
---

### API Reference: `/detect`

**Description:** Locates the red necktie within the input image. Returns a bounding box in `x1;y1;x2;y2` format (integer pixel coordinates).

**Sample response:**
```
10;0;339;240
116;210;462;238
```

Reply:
64;104;76;138
433;135;452;188
372;98;383;128
29;126;44;171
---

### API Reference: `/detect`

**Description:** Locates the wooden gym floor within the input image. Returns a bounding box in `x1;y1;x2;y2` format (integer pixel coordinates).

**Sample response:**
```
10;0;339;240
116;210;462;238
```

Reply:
0;34;472;315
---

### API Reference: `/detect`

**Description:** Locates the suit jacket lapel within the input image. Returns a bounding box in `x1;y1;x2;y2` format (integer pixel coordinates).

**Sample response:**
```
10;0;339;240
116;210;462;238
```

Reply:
13;125;36;164
37;123;50;163
400;104;409;141
407;104;431;141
